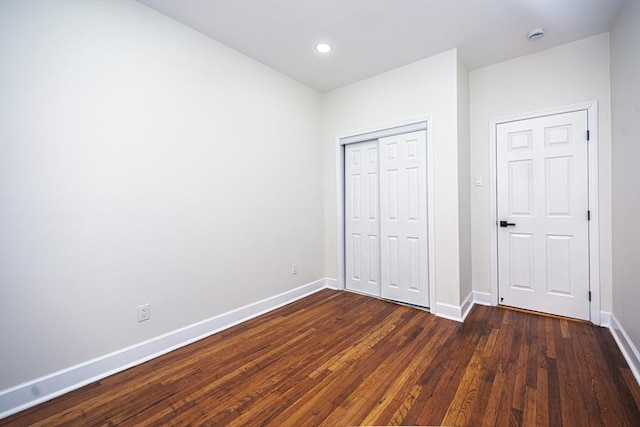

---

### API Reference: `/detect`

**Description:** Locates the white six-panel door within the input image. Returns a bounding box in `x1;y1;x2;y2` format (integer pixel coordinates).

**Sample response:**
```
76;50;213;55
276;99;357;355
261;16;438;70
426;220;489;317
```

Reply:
379;131;429;307
345;141;380;296
345;131;429;307
497;110;590;320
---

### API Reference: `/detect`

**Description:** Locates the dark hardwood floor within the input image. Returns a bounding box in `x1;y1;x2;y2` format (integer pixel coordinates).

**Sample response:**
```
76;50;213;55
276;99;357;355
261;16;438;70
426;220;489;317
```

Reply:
2;289;639;426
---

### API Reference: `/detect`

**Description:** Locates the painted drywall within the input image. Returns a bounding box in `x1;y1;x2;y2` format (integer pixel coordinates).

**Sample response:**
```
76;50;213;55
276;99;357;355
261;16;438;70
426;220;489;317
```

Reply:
0;0;323;390
457;55;472;303
610;0;640;354
469;34;613;311
322;49;463;308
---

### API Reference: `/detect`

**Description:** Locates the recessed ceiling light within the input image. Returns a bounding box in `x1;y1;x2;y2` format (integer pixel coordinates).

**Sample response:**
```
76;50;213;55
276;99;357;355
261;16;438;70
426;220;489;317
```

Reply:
315;42;332;53
528;28;545;41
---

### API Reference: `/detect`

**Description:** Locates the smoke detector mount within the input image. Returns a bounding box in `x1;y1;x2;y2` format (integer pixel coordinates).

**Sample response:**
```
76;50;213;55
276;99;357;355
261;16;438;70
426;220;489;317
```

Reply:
528;28;545;41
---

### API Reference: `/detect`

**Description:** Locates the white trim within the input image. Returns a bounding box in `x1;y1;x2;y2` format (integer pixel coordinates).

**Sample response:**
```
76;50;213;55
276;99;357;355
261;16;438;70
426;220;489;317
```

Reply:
335;115;436;311
473;291;492;306
336;133;346;291
325;277;339;290
435;302;464;322
586;103;601;325
0;278;330;419
599;311;611;328
460;292;474;321
488;101;601;324
426;121;437;313
434;293;473;323
340;121;427;145
608;313;640;385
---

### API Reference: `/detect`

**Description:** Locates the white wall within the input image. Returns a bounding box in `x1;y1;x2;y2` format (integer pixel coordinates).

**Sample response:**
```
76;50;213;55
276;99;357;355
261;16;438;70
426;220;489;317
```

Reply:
610;0;640;354
457;55;472;302
469;34;613;311
322;49;464;308
0;0;323;390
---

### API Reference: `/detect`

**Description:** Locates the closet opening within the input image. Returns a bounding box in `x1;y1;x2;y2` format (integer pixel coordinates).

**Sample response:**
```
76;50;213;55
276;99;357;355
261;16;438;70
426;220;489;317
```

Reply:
335;118;436;309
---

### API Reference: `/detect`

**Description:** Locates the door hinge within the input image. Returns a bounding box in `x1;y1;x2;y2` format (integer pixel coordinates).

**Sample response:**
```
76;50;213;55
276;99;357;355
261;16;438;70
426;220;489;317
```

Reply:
587;130;590;141
589;291;592;302
588;210;591;221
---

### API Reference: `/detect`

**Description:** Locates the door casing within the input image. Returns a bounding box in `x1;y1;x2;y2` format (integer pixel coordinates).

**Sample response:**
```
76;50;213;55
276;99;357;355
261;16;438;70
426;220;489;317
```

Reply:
489;101;601;324
336;116;436;310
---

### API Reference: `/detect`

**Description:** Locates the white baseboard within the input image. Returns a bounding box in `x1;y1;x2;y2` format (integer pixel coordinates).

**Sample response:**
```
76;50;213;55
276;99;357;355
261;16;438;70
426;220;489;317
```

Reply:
608;313;640;386
460;292;474;321
599;311;611;328
0;278;330;419
473;291;492;306
325;277;339;290
435;292;475;323
434;302;461;322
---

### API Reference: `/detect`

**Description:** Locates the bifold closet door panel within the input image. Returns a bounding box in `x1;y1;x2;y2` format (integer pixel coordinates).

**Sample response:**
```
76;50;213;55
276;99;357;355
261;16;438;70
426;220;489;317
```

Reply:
379;131;429;307
345;141;381;297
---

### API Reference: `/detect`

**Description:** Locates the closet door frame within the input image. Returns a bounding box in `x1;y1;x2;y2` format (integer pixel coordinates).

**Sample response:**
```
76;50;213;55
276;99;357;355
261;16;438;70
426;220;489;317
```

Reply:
336;116;436;310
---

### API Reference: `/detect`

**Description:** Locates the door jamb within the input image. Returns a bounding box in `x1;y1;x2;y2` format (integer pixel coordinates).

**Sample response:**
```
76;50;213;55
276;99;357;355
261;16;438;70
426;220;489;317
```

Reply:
335;116;436;310
489;101;601;325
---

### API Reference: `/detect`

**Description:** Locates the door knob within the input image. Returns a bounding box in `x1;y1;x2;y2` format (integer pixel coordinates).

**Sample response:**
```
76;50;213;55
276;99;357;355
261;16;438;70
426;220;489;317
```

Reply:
500;220;516;227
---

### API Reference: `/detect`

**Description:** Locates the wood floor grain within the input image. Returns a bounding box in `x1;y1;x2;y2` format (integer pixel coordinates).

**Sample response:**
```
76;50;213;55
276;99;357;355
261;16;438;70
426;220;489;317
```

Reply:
2;289;639;426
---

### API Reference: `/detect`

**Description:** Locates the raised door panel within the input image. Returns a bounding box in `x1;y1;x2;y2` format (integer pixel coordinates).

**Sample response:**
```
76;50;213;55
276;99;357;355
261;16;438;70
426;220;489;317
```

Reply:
509;233;534;291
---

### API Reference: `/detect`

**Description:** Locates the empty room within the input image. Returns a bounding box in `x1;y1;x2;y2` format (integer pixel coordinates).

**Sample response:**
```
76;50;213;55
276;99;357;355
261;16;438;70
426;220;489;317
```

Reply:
0;0;638;425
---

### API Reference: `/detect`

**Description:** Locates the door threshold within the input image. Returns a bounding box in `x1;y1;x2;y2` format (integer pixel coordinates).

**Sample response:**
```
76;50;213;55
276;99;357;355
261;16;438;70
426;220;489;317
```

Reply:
384;298;430;313
498;304;590;324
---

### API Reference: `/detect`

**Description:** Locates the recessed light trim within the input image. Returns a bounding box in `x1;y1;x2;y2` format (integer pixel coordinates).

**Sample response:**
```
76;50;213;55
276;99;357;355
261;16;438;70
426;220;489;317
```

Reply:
315;42;332;53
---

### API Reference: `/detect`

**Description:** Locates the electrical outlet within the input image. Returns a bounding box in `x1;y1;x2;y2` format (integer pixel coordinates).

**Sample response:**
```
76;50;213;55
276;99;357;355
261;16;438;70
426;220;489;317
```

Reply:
138;303;150;322
291;263;298;275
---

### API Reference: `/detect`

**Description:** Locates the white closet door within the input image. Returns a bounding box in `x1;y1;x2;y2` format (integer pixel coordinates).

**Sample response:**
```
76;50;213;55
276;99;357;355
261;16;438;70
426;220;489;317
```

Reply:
379;131;429;307
345;141;380;297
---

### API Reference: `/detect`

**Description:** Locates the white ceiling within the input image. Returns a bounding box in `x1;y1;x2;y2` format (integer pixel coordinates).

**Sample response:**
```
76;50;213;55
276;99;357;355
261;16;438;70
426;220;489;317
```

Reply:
137;0;622;93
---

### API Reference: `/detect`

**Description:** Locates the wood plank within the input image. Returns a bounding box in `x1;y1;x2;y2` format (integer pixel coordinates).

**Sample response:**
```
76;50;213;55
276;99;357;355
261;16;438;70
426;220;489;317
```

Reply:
522;386;537;426
556;318;589;427
493;312;524;427
352;316;450;426
2;290;639;427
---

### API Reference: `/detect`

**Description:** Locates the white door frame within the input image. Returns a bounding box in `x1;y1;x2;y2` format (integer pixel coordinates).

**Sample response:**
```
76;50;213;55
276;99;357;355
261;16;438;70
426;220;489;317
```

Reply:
489;101;601;324
335;116;437;310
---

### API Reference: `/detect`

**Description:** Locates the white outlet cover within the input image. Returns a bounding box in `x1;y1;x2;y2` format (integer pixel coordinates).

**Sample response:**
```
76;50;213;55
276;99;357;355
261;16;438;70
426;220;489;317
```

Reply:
138;304;150;322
